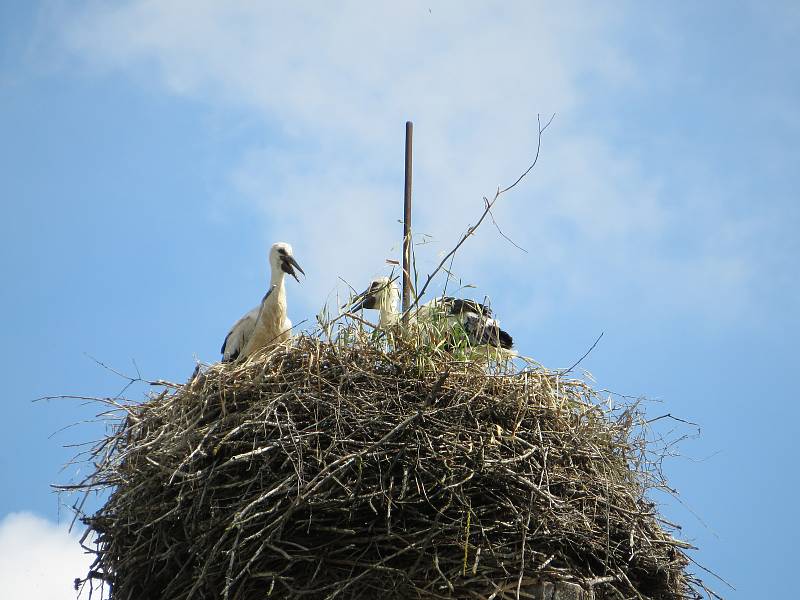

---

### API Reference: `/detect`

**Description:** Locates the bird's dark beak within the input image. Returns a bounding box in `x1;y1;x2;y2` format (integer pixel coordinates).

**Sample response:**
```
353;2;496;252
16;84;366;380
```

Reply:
350;286;375;312
281;255;305;283
350;290;368;312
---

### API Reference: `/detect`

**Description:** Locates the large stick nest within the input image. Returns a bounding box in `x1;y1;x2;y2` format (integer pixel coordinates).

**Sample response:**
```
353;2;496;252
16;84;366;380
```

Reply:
73;330;705;600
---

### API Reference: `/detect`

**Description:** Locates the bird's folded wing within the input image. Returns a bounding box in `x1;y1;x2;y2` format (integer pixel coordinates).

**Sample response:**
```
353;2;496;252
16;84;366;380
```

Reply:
463;315;514;349
441;297;493;317
221;306;260;362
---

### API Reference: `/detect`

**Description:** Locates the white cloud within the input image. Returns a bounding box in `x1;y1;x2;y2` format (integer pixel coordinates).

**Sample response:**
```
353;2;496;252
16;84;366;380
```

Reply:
0;512;103;600
55;1;761;323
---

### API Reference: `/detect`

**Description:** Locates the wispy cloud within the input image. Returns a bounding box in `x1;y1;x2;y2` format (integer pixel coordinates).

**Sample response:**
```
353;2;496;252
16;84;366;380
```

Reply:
56;1;767;324
0;512;102;600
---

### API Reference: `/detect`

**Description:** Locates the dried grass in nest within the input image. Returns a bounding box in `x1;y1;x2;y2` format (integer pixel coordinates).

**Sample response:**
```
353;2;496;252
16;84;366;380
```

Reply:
70;328;706;600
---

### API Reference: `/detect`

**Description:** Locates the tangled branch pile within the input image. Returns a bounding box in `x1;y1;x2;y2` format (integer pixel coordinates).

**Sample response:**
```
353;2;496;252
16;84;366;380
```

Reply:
73;330;705;600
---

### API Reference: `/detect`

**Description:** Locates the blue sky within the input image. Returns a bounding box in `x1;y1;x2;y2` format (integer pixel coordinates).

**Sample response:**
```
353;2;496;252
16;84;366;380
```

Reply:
1;2;798;598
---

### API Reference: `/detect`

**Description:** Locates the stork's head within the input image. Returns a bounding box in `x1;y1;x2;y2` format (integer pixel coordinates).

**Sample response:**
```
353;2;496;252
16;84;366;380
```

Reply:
269;242;305;283
351;276;400;313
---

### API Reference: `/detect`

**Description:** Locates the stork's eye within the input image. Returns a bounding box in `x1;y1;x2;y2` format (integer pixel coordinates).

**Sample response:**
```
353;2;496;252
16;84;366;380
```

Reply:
278;248;287;256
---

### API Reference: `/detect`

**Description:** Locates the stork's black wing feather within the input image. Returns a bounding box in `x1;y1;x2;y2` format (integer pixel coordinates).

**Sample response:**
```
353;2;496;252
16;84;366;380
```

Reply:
443;297;492;317
462;315;514;349
220;330;242;362
497;328;513;350
220;331;232;356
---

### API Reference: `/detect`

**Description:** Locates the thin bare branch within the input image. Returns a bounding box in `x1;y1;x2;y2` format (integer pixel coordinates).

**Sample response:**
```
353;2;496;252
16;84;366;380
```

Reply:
405;113;554;316
559;332;605;376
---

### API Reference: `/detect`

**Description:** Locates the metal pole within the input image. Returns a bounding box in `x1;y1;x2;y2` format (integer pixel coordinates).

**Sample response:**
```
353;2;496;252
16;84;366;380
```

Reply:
402;121;413;322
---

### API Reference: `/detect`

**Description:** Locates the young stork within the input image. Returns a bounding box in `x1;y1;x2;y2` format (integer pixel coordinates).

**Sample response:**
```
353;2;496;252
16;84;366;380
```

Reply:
221;242;305;362
350;277;513;350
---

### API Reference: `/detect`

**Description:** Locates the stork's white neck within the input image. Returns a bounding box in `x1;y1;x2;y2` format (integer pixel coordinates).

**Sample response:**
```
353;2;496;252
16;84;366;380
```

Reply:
378;291;400;327
267;266;288;309
270;266;285;288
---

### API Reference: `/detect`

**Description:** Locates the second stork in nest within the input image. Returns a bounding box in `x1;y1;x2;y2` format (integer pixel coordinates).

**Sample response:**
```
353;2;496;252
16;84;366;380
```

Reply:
351;276;513;351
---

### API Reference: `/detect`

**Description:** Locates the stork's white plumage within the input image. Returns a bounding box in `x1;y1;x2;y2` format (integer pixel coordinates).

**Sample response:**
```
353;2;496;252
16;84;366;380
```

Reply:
351;277;514;351
221;242;305;362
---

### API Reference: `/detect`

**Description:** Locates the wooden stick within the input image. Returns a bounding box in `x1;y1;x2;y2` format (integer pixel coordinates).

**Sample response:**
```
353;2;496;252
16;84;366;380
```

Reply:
402;121;413;322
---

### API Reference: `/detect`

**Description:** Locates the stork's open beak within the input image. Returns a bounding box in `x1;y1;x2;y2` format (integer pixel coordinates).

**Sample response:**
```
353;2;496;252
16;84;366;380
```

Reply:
281;255;305;283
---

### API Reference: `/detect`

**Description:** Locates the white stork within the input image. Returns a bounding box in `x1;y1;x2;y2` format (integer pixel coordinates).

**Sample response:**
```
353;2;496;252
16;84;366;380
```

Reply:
221;242;305;362
350;276;514;351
